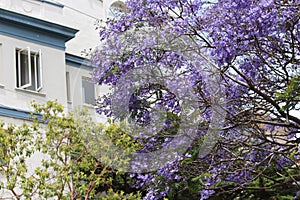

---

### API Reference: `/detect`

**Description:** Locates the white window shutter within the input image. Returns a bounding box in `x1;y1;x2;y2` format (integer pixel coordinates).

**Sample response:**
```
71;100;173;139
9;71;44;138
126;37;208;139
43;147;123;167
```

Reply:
17;47;32;89
36;49;42;91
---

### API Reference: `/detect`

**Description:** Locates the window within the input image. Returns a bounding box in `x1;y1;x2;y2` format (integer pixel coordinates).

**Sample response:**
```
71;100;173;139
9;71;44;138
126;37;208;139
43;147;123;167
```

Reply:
0;43;3;87
16;47;42;92
108;1;126;19
82;78;95;105
66;72;71;102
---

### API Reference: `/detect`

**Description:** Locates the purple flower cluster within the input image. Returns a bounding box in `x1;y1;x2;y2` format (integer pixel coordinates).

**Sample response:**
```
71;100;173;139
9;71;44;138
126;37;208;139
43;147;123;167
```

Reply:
92;0;300;198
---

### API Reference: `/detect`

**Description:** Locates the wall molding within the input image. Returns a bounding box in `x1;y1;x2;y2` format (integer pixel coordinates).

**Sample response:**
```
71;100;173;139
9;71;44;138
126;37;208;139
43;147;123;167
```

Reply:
0;105;42;121
37;0;64;8
0;8;78;50
65;53;94;70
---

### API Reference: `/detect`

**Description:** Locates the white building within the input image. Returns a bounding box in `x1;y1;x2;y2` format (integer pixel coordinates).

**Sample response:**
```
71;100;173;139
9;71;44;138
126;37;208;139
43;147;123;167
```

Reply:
0;0;125;124
0;0;126;199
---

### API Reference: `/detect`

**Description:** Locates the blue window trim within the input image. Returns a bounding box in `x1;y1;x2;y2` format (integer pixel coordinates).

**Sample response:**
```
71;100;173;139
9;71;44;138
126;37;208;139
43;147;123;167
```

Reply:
0;8;78;50
0;106;42;121
65;53;94;70
37;0;64;8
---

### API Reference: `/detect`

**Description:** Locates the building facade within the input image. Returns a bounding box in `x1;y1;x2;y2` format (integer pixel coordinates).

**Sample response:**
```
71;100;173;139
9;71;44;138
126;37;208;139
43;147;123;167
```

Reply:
0;0;124;199
0;0;126;198
0;0;124;124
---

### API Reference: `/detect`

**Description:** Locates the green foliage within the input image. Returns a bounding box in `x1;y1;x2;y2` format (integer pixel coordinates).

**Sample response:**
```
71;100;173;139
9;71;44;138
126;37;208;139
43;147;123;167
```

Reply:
0;120;36;199
276;75;300;111
0;100;141;199
98;188;142;200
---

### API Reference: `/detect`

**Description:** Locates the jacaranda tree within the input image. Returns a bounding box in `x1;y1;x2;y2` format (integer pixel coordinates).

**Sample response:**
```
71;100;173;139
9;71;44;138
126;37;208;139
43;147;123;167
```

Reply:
92;0;300;199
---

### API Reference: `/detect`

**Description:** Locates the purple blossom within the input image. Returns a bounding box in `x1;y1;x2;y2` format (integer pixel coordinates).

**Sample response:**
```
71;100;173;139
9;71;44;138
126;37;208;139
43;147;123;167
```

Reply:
92;0;300;198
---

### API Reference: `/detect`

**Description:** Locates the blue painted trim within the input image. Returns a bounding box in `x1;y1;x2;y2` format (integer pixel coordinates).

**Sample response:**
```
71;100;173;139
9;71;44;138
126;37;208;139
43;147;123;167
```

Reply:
38;0;64;8
0;8;78;50
0;106;42;121
65;53;94;70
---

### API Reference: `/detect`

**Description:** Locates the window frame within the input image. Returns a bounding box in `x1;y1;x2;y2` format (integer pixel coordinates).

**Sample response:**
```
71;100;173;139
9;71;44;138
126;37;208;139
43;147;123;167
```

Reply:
108;1;126;19
16;47;43;92
0;43;3;88
66;72;71;103
82;77;96;106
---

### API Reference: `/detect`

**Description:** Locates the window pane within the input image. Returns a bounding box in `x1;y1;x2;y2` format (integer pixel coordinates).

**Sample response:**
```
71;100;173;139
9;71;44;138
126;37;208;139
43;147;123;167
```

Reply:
35;54;41;90
15;49;42;92
66;72;71;102
16;49;31;88
108;2;126;19
16;50;19;87
20;51;30;86
27;53;36;91
0;44;2;85
82;79;95;105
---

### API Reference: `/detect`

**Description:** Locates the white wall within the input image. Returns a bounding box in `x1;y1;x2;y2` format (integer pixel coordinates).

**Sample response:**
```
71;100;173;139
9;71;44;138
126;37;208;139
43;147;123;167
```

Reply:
66;64;110;123
0;35;68;112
